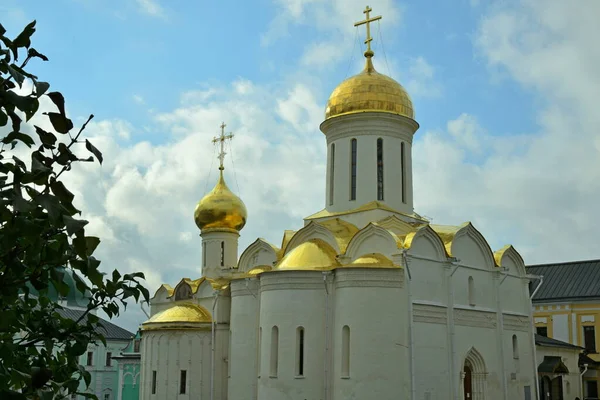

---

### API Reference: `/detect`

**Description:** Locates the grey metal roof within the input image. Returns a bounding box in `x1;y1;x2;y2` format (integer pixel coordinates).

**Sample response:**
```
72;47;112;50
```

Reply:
57;308;134;341
534;334;583;350
526;259;600;302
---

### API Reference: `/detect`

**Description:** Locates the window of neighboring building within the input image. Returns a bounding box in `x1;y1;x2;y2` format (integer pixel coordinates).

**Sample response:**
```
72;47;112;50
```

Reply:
86;351;93;366
584;325;596;353
329;143;335;205
104;394;110;400
376;138;384;201
350;139;357;201
342;325;350;377
134;339;141;353
296;327;305;376
536;326;548;337
152;371;157;394
586;380;599;398
180;370;187;394
105;352;112;367
270;326;279;377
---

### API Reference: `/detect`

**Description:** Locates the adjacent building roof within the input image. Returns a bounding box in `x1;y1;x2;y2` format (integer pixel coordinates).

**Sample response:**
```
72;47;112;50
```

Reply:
526;259;600;302
534;334;583;350
57;308;134;340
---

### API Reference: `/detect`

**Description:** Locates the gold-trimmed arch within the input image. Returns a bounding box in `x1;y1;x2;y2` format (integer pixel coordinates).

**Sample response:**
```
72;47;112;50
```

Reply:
494;245;526;276
316;218;359;253
283;221;341;256
238;237;279;272
151;284;174;301
431;222;496;270
345;223;402;260
403;225;447;261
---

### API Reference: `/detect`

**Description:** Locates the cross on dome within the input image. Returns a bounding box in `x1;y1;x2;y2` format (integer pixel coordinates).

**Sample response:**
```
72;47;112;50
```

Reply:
353;5;382;58
212;122;234;171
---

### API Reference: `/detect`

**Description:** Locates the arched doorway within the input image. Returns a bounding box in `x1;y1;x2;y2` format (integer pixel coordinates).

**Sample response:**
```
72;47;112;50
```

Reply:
461;347;487;400
464;363;473;399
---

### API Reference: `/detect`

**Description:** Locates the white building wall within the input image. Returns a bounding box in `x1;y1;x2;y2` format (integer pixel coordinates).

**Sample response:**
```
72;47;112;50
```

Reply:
332;268;410;400
257;272;327;400
552;314;570;343
200;230;239;278
321;112;418;215
536;346;583;399
229;278;260;400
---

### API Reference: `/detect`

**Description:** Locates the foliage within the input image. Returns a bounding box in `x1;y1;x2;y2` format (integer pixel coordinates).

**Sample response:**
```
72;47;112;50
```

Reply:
0;21;149;399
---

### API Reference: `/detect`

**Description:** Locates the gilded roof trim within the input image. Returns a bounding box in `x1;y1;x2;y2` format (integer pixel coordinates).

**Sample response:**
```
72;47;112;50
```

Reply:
305;200;427;222
276;238;340;271
315;218;359;254
152;284;174;299
141;303;212;331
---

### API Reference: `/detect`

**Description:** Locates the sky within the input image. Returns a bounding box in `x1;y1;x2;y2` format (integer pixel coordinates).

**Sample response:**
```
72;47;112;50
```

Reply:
3;0;600;331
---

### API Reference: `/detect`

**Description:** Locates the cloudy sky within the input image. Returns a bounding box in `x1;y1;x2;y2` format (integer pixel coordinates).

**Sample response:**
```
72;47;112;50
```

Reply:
4;0;600;331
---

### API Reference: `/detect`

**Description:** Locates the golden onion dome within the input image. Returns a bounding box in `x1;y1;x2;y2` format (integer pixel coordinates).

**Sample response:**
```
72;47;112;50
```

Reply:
194;171;247;232
141;303;212;331
277;239;339;271
325;56;414;121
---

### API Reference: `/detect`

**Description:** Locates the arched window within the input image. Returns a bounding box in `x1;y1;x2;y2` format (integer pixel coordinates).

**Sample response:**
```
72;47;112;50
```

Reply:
329;143;335;205
220;241;225;267
175;284;192;301
270;326;279;377
350;139;357;201
468;276;475;306
342;325;350;377
401;142;406;204
296;327;305;376
377;138;384;201
512;335;519;359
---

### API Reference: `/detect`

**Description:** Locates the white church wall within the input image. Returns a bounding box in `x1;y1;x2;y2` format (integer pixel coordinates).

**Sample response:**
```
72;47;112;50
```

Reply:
237;239;278;273
332;269;410;400
321;113;418;216
257;272;326;400
451;230;495;271
499;276;527;314
229;278;260;400
200;230;239;277
345;224;400;260
140;330;210;400
452;267;495;310
504;329;537;398
412;320;451;398
409;258;447;304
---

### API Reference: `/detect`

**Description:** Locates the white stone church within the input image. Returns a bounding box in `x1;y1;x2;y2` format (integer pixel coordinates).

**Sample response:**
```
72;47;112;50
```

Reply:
140;7;538;400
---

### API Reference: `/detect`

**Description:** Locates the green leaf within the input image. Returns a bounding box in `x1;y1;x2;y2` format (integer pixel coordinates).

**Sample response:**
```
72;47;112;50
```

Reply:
46;112;73;134
85;237;101;256
34;126;56;147
0;110;7;127
84;139;103;165
2;131;34;147
13;20;36;49
27;47;48;61
46;91;66;116
50;179;75;206
7;64;24;86
34;80;50;96
62;215;88;236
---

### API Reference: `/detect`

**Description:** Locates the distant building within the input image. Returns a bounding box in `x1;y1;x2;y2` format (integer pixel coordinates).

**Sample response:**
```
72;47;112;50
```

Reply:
112;330;142;400
535;333;584;399
528;259;600;399
27;267;135;400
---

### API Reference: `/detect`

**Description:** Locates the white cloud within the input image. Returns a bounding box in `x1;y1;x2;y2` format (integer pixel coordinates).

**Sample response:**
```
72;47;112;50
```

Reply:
135;0;164;17
132;94;145;105
405;56;442;98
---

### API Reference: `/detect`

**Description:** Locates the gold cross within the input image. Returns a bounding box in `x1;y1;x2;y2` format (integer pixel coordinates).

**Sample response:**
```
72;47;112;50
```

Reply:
354;5;382;56
212;122;234;171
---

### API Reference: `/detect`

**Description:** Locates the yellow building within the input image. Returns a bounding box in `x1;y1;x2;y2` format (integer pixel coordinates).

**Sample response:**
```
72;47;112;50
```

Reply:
528;259;600;399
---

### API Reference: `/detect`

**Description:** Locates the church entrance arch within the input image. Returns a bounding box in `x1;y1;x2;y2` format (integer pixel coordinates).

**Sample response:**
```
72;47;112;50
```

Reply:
461;347;487;400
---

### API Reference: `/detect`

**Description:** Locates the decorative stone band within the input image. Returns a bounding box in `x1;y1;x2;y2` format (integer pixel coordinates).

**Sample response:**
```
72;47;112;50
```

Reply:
454;309;497;329
502;313;532;332
334;268;404;289
413;303;447;324
259;272;326;292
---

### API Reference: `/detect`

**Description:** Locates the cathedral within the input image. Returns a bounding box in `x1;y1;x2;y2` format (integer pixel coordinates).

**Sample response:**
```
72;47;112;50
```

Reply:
139;7;538;400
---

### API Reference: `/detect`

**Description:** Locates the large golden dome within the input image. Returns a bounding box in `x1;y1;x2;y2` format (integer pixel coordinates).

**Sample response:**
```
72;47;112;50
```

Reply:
325;57;414;120
194;171;247;232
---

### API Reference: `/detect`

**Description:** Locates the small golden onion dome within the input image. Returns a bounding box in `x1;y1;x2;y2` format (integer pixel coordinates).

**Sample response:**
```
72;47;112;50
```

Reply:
277;239;339;271
350;253;397;268
194;171;247;232
141;303;212;331
325;57;414;120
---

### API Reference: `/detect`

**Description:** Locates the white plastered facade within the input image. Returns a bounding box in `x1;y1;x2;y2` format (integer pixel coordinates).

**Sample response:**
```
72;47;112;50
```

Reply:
140;60;540;400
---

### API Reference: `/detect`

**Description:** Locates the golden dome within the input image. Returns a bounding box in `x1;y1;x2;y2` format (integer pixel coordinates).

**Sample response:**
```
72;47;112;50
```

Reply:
350;253;397;268
277;239;339;271
325;57;414;120
194;171;247;232
141;303;212;331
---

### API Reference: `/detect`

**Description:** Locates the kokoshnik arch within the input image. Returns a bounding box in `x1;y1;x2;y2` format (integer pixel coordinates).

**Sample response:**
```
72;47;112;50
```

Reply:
139;6;540;400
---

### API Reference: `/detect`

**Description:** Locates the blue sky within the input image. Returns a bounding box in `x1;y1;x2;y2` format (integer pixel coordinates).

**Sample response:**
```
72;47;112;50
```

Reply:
4;0;600;331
